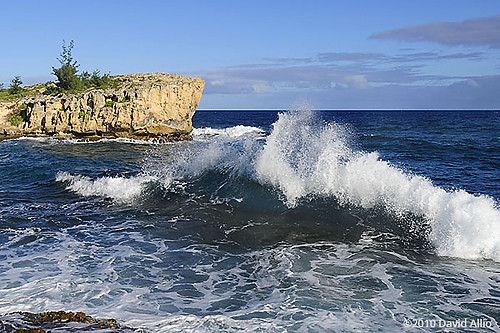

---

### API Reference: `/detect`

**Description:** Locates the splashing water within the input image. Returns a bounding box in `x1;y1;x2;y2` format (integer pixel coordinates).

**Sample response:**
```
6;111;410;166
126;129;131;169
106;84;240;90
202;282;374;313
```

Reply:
255;111;500;260
56;110;500;261
56;172;153;203
4;110;500;332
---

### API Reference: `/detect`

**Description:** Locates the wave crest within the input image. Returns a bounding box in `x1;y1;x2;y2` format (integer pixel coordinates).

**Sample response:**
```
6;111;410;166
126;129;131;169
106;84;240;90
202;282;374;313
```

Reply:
56;172;153;203
255;111;500;261
192;125;264;139
56;111;500;261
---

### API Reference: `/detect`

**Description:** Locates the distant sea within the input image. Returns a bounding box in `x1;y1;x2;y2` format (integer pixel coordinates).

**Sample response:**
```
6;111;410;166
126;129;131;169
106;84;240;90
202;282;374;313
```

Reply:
0;110;499;332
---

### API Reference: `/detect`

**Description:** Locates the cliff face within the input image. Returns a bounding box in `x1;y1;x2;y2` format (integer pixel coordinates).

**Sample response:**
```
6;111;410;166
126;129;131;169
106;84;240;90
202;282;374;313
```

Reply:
0;73;205;139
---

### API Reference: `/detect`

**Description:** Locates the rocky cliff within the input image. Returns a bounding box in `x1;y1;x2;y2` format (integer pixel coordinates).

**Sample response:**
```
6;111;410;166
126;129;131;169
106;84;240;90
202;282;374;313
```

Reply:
0;73;204;140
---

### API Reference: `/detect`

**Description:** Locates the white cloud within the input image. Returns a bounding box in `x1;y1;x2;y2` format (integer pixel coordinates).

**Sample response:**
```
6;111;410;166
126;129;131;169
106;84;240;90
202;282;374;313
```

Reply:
251;82;268;93
467;80;480;87
210;79;225;86
345;75;368;89
371;15;500;48
192;47;499;109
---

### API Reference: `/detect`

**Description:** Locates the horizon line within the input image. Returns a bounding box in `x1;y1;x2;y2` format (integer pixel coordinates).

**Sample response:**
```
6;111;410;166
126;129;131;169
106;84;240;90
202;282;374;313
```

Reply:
197;108;499;111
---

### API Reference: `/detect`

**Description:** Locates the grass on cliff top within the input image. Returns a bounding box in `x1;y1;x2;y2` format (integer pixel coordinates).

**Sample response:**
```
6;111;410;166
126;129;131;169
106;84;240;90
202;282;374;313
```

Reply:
0;78;123;102
1;40;126;103
0;87;40;102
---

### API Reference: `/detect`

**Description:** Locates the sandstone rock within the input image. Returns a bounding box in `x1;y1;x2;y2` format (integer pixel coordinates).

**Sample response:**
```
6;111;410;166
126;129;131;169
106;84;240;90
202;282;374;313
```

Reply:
0;73;205;140
0;311;134;332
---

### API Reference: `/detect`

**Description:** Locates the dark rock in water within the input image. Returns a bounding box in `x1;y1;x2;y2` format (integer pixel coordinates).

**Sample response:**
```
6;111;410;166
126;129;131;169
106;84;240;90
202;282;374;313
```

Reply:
0;311;139;332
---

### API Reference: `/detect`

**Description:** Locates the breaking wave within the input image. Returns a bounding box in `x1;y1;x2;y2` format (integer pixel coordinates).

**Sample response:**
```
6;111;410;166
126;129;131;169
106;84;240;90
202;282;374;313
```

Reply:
192;125;265;139
56;172;154;203
254;111;500;261
56;112;500;261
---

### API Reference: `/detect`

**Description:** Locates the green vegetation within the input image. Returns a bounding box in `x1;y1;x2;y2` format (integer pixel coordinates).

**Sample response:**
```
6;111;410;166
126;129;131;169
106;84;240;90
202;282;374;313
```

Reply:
8;115;23;126
52;40;80;90
1;80;52;101
9;76;23;95
7;103;27;126
0;77;31;101
78;110;86;118
80;70;111;89
105;100;115;107
42;84;58;95
1;40;121;102
48;40;119;94
119;96;130;103
0;89;11;101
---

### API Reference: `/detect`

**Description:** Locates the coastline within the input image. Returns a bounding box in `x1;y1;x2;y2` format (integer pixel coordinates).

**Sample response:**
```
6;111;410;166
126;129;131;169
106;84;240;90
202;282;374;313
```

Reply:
0;110;498;332
0;73;204;140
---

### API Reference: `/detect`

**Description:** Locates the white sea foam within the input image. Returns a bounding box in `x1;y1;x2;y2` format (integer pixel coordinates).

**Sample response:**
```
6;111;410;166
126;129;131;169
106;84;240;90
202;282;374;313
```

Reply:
192;125;264;139
13;136;162;145
56;172;153;203
255;111;500;261
15;136;80;145
0;221;498;332
55;111;500;261
87;137;163;145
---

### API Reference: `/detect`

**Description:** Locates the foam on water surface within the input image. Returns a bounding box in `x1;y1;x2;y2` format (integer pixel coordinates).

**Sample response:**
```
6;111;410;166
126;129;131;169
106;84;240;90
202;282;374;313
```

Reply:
12;136;167;145
56;172;154;203
255;111;500;261
27;109;499;332
54;111;500;261
0;226;497;332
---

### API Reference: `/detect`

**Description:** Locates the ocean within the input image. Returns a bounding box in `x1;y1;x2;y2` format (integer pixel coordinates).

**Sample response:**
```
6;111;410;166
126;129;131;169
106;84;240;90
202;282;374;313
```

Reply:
0;110;498;332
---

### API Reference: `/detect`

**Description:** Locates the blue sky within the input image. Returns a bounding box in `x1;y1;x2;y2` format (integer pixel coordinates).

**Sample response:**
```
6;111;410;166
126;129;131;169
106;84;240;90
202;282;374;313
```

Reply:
1;0;500;109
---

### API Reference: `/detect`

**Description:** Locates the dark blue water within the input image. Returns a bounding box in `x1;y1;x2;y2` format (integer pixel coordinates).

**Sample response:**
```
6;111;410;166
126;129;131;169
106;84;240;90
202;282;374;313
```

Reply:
194;110;500;199
0;110;499;332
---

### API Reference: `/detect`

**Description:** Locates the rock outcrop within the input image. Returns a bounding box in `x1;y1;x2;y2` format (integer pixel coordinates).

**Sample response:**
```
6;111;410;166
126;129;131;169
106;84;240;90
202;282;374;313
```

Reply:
0;73;204;140
0;311;133;332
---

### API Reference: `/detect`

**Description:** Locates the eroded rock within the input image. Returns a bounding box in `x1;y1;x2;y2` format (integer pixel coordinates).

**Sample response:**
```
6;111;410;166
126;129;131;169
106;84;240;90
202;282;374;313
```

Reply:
0;311;138;332
0;73;204;140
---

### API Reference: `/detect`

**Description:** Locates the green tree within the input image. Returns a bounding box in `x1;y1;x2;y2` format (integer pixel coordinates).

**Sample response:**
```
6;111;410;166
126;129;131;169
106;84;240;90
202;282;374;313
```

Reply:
79;69;112;89
9;76;23;94
52;40;81;90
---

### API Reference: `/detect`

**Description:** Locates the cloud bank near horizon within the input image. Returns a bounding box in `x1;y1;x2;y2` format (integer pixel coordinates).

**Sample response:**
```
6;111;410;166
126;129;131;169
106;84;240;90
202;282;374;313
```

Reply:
200;50;482;92
196;14;500;109
196;48;498;109
370;15;500;48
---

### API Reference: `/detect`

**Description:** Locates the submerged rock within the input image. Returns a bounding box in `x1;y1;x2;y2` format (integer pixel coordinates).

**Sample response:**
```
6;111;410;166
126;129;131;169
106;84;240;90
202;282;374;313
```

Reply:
0;73;204;140
0;311;138;332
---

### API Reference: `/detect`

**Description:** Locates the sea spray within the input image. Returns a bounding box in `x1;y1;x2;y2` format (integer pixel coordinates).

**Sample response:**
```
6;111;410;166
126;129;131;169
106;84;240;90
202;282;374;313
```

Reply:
55;112;500;261
255;110;353;205
4;110;499;332
56;172;153;203
192;125;264;139
255;111;500;261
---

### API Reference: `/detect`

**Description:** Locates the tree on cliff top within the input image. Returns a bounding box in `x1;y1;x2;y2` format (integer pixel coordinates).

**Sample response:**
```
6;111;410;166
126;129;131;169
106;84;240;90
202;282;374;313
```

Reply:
50;40;115;93
52;40;81;90
9;76;23;94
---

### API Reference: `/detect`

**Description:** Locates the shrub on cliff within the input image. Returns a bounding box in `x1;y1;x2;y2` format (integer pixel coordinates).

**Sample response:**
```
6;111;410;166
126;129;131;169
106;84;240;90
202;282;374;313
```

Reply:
8;114;23;126
52;40;81;91
51;40;117;93
80;70;112;89
9;76;23;95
